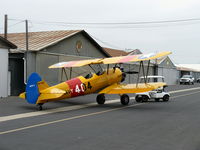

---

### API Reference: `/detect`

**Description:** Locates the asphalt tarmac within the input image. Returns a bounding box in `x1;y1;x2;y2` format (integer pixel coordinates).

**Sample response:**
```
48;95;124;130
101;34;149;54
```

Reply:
0;84;200;150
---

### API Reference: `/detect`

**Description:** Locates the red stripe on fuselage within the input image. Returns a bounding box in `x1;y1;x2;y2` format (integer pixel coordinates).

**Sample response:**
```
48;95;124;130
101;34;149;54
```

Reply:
66;78;84;97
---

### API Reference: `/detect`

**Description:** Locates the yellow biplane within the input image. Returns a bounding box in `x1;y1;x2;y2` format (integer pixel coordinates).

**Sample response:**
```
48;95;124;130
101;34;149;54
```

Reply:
19;51;171;110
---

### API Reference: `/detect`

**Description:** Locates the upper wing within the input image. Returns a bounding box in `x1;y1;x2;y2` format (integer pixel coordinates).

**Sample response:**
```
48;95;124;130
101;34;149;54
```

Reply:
102;51;171;64
99;82;167;94
49;58;103;68
49;51;171;68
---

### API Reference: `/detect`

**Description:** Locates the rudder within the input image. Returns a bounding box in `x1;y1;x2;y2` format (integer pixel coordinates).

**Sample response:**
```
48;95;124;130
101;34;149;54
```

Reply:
26;73;42;104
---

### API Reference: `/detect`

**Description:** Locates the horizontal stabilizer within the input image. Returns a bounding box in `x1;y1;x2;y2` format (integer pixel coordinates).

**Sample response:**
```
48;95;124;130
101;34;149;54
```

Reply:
37;88;66;103
99;82;167;94
19;92;26;99
38;80;49;91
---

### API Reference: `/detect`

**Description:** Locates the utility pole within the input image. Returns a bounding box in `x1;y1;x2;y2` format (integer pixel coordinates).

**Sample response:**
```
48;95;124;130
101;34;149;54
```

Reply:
25;20;28;82
25;20;28;51
4;14;8;39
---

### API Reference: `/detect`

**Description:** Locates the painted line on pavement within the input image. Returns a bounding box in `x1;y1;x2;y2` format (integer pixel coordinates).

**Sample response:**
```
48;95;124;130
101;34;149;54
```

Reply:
1;90;200;135
169;86;200;94
0;103;143;135
0;99;121;123
0;86;200;123
170;90;200;99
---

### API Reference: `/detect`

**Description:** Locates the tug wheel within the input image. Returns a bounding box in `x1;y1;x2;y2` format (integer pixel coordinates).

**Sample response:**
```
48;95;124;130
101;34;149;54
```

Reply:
135;95;142;102
163;95;169;102
142;95;149;102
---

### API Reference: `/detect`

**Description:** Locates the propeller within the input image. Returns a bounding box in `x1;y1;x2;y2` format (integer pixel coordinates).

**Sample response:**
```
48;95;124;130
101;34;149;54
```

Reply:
115;65;139;82
123;71;139;74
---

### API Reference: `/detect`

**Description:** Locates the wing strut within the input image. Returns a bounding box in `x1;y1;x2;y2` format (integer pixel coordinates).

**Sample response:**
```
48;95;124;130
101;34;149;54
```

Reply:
69;67;72;79
136;61;142;87
107;64;109;74
88;64;97;73
145;60;150;83
136;60;150;86
141;61;146;83
61;68;69;82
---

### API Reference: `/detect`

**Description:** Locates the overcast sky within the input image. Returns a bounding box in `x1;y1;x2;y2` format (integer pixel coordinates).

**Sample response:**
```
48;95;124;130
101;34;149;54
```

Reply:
1;0;200;64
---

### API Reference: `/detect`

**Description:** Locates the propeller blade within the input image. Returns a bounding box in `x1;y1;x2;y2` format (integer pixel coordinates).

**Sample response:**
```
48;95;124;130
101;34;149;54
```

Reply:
124;71;139;74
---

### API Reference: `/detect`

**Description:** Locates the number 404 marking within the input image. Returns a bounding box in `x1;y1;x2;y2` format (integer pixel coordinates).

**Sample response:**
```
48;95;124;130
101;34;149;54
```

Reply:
75;82;92;93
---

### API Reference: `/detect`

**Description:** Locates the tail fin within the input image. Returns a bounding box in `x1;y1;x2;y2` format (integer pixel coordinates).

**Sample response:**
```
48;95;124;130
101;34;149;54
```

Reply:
25;73;49;104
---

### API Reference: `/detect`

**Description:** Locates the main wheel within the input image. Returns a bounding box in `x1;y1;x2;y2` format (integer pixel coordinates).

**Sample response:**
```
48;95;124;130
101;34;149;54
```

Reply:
135;95;142;102
96;94;105;104
163;95;169;102
120;94;129;105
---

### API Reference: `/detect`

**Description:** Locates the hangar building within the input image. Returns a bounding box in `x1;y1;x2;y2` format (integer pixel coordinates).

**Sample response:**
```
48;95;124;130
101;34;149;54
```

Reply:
0;36;17;97
5;30;110;95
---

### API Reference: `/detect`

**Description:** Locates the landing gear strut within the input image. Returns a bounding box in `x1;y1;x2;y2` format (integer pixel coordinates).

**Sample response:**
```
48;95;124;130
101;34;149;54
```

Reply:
37;103;44;111
96;94;105;104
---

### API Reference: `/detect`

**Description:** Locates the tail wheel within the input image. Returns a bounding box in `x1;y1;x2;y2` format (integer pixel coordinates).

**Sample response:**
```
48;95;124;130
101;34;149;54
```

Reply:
96;94;105;104
163;95;169;102
120;94;129;105
37;103;44;111
135;95;142;102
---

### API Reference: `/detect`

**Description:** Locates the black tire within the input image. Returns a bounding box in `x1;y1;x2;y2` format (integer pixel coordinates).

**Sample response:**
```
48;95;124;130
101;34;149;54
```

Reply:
155;98;160;102
39;106;43;111
37;103;43;111
120;94;129;105
163;95;169;102
96;94;105;104
142;95;149;102
135;95;142;102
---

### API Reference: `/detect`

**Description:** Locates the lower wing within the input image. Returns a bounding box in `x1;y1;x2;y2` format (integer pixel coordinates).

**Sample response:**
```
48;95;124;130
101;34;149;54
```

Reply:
99;82;167;94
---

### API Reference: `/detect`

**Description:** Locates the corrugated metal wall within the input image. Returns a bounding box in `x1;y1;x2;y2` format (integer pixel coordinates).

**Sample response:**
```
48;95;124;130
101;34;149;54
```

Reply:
158;67;179;85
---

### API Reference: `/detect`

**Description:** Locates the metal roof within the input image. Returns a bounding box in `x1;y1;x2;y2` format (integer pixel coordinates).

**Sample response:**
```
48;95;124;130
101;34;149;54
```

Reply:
1;30;82;51
0;30;110;57
0;36;17;49
176;64;200;72
103;47;128;57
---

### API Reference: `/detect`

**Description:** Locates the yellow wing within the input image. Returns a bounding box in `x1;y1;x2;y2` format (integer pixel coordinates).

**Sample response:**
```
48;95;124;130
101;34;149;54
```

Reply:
49;51;172;68
102;51;171;64
49;58;103;68
99;82;167;94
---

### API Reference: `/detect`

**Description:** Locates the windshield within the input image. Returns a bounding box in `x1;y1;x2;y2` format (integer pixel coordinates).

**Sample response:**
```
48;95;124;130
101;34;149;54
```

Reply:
182;75;192;78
